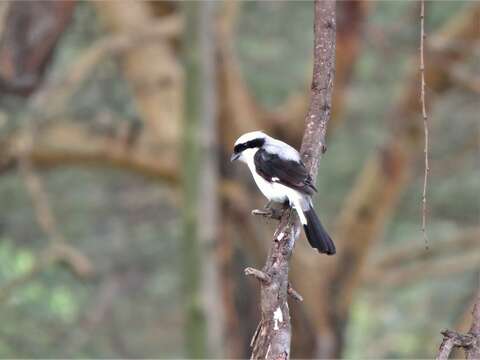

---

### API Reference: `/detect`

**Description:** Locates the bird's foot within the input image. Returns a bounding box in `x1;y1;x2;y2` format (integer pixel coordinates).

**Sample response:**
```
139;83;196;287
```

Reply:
252;201;285;220
252;208;279;219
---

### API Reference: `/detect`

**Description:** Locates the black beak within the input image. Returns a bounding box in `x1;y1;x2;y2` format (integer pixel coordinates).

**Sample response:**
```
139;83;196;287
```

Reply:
230;153;240;162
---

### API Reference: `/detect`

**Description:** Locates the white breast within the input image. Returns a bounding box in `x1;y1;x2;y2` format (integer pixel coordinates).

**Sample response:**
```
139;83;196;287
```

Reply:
240;148;288;203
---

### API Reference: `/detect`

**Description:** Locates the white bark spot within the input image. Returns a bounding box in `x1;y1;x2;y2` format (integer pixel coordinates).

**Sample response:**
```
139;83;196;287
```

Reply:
265;344;271;359
273;307;283;330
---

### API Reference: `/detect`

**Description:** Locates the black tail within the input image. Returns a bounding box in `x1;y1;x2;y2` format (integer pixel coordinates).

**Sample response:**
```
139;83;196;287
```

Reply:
303;207;336;255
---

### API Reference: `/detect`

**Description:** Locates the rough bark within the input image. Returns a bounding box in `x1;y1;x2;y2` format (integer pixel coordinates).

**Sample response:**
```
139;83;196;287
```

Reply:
248;1;336;359
299;1;336;175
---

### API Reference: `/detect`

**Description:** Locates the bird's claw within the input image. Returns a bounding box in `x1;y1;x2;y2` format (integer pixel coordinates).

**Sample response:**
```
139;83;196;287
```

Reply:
252;209;271;216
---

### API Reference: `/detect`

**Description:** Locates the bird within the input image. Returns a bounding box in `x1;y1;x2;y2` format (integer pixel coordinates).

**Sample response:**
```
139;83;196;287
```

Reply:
230;131;335;255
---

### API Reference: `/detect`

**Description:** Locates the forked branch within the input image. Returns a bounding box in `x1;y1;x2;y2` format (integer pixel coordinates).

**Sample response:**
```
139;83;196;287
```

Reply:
246;1;336;359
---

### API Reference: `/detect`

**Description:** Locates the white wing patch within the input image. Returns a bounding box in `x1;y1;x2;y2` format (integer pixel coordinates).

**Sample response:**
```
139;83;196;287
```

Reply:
272;177;280;182
264;138;301;162
273;307;283;330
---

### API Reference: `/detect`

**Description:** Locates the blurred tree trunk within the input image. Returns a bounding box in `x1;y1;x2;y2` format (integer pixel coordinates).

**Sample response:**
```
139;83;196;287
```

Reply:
333;0;371;120
0;1;76;96
197;1;225;357
93;1;183;167
182;2;206;357
290;3;480;358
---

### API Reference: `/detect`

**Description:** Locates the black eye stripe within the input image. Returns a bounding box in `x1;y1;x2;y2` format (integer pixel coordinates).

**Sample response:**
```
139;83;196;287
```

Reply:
248;138;265;149
233;144;245;153
234;138;265;154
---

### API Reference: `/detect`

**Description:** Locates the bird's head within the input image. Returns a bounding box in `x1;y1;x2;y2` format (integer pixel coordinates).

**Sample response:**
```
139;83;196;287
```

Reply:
231;131;267;162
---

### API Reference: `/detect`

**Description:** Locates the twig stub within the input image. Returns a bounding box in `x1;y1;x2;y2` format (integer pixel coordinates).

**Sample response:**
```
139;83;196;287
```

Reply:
287;283;303;302
252;208;283;220
244;267;272;284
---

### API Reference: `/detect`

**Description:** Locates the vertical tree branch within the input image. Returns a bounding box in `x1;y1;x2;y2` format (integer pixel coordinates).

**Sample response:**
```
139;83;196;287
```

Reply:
300;0;337;179
248;1;336;359
420;0;430;248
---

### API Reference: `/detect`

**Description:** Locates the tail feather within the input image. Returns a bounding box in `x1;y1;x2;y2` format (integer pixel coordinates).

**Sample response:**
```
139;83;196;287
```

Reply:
303;207;336;255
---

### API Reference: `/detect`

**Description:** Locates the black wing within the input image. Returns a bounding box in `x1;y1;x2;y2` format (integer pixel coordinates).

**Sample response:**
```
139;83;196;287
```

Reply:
254;148;317;195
